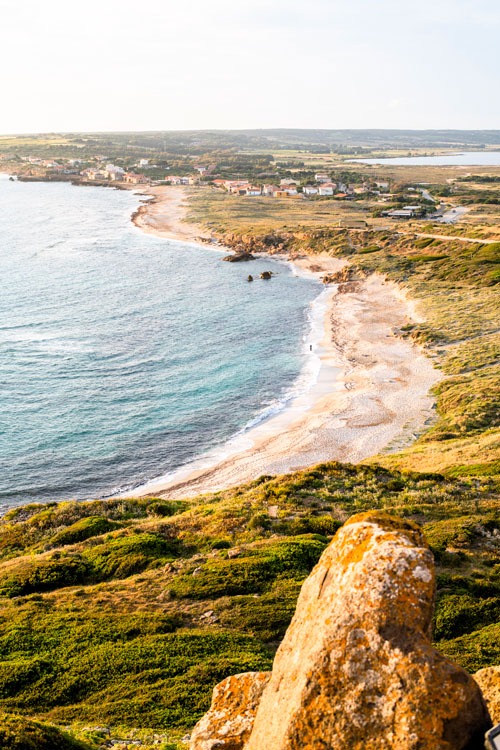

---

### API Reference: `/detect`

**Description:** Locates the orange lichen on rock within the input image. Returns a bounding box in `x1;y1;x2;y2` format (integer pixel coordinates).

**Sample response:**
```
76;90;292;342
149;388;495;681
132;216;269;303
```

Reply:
189;671;271;750
474;667;500;725
191;511;490;750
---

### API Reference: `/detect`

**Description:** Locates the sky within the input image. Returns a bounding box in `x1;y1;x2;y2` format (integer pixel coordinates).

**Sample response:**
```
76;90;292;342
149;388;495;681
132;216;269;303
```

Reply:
0;0;499;133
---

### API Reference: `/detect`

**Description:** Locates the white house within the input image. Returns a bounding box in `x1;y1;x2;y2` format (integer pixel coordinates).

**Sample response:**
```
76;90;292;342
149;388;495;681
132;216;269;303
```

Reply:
303;186;318;196
318;183;336;196
262;184;278;196
314;173;330;183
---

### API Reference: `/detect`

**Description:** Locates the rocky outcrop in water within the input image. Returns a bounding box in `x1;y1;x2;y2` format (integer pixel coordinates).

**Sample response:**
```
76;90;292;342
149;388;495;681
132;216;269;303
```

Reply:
190;511;490;750
222;252;255;262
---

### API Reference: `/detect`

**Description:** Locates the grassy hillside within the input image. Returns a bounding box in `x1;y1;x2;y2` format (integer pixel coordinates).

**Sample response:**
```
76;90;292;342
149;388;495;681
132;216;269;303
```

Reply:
0;161;498;748
0;464;498;747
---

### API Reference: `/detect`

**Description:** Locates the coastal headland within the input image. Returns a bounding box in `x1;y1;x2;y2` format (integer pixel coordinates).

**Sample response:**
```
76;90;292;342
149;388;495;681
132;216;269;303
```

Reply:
127;186;440;499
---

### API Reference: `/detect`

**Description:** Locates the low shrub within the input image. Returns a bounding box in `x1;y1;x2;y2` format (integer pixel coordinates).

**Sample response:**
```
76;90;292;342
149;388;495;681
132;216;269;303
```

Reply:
0;712;91;750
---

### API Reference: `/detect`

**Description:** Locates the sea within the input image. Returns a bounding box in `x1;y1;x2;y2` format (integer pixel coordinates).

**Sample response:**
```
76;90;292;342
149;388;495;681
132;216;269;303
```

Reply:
0;175;321;509
348;151;500;166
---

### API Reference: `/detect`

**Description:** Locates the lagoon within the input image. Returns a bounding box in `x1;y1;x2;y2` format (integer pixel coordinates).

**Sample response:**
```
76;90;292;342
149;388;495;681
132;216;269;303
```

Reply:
349;151;500;166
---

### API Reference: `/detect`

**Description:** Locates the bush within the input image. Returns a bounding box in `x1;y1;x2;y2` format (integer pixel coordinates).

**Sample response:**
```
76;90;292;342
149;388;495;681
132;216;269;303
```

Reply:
84;532;178;580
50;516;119;547
0;713;91;750
434;594;500;639
0;557;92;597
169;537;326;600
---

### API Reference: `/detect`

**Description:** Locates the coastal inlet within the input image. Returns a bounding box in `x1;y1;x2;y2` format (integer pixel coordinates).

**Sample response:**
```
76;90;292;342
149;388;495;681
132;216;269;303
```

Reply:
0;176;320;507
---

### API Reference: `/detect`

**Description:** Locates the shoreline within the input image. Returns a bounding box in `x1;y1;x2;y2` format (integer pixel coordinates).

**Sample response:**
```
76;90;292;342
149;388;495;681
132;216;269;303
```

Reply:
131;185;212;244
123;187;441;499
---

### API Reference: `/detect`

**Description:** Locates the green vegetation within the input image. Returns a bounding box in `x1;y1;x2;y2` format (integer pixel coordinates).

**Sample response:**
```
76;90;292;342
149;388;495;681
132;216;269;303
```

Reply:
0;713;92;750
0;463;497;743
0;138;499;746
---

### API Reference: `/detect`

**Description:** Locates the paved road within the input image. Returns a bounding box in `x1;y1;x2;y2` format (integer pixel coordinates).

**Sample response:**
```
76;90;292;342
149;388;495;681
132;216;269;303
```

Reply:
434;206;469;224
402;230;498;244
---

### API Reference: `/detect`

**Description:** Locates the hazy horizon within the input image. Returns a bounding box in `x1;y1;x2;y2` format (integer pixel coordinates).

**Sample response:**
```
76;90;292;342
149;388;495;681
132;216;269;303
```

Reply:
1;0;499;134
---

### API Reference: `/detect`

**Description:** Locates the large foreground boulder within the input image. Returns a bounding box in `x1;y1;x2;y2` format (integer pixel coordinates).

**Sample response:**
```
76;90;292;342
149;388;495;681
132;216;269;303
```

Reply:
475;667;500;724
189;672;270;749
191;512;490;750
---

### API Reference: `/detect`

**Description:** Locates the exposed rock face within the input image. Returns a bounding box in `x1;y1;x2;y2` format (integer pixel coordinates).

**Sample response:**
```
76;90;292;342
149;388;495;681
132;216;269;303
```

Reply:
222;252;255;262
475;667;500;724
193;512;490;750
190;672;270;750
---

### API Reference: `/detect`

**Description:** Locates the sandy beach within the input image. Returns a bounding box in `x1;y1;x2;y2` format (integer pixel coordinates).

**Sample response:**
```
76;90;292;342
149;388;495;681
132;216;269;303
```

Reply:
132;185;211;243
126;187;441;499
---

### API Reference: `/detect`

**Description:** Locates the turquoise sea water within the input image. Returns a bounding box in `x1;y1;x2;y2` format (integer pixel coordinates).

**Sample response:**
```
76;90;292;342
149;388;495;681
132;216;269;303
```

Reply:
0;176;320;508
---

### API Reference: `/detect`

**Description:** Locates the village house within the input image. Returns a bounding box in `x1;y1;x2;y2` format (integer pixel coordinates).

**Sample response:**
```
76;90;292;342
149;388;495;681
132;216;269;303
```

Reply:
165;175;191;185
224;180;251;194
80;168;107;180
375;180;390;190
280;178;298;187
318;183;336;196
124;173;149;184
383;205;424;219
262;184;278;196
274;187;298;197
303;186;319;196
104;164;125;181
245;186;262;196
314;173;330;183
138;159;149;168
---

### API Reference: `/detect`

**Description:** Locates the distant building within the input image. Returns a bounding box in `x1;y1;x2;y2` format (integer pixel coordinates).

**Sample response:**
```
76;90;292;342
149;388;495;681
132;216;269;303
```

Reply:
274;188;297;197
314;173;330;183
104;164;125;181
280;178;298;187
81;168;107;180
138;159;149;167
338;219;368;229
124;173;149;184
318;183;336;196
262;184;278;196
303;186;319;196
383;206;424;219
